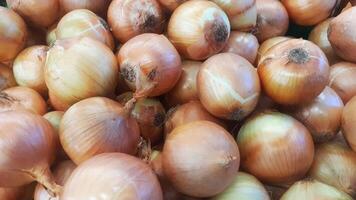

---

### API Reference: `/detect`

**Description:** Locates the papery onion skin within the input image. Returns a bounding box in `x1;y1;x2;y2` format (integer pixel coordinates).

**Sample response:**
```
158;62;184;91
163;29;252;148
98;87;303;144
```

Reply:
62;153;163;200
222;31;259;64
258;39;330;105
0;7;27;62
198;53;260;120
118;33;182;97
254;0;289;43
256;36;291;65
329;62;356;104
56;9;114;49
13;45;48;96
60;97;140;164
237;112;314;184
59;0;111;16
0;63;16;91
45;37;118;110
162;121;240;197
280;180;353;200
342;96;356;151
48;92;72;112
168;0;230;60
158;0;187;12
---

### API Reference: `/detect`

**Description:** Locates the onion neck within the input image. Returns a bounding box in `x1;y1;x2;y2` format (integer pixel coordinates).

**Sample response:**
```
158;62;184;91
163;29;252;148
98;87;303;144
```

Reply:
33;166;62;198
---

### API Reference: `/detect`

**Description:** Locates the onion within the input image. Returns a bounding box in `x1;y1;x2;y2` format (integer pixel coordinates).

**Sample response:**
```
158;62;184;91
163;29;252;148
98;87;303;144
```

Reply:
0;7;27;62
56;9;114;49
118;33;182;98
46;23;57;46
59;0;111;16
329;62;356;103
280;180;353;200
342;96;356;151
13;45;48;96
61;153;163;200
258;39;330;105
0;63;16;91
45;37;118;111
6;0;59;27
256;36;291;65
211;172;270;200
222;31;259;64
309;142;356;197
59;97;140;164
288;87;344;143
164;101;222;136
237;111;314;184
162;121;240;197
164;61;201;106
167;0;230;60
34;160;76;200
254;0;289;43
48;92;72;112
108;0;165;43
197;53;260;120
0;86;47;115
328;7;356;63
158;0;187;12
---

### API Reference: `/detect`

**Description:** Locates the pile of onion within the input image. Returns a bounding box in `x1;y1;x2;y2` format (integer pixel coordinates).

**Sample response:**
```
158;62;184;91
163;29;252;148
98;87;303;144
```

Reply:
256;36;291;65
0;63;16;91
342;96;356;151
329;62;356;103
59;0;111;16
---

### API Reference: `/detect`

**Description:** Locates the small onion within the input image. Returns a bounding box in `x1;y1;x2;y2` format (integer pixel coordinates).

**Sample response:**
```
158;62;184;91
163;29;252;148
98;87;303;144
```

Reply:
59;0;111;16
0;63;16;91
222;31;259;64
256;36;291;65
164;61;201;106
167;0;230;60
254;0;289;43
258;39;330;105
61;153;163;200
280;180;353;200
329;62;356;103
237;111;314;184
342;96;356;151
158;0;187;12
108;0;165;43
162;121;240;197
118;33;182;97
0;7;27;62
13;45;48;96
211;172;270;200
197;53;260;120
56;9;114;49
0;86;47;115
48;92;72;112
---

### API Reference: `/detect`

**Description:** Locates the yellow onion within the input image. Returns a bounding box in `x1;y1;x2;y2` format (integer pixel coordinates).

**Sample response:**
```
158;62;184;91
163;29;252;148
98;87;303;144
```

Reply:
308;18;340;65
168;0;230;60
62;153;163;200
46;23;57;46
158;0;187;12
59;0;111;16
288;87;344;143
13;45;48;96
118;33;182;97
237;111;314;185
0;63;16;91
329;62;356;103
0;86;47;115
164;61;201;106
108;0;165;43
56;9;114;49
59;97;140;164
197;53;260;120
256;36;291;65
309;142;356;197
258;39;330;105
162;121;240;197
48;92;72;112
342;96;356;151
211;172;270;200
0;7;27;62
280;180;353;200
45;37;118;111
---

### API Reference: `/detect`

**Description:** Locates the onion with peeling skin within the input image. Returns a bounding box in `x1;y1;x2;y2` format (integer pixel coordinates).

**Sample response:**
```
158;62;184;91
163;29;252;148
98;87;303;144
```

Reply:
342;96;356;151
59;0;111;16
256;36;291;65
329;62;356;104
0;63;16;91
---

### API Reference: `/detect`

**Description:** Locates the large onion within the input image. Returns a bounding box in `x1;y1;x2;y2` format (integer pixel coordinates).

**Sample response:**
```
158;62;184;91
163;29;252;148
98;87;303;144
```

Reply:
329;62;356;103
0;63;16;91
59;0;111;16
342;96;356;151
256;36;291;65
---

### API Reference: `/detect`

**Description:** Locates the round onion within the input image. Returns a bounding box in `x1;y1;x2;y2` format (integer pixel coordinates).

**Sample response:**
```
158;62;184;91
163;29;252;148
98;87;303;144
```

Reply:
164;61;201;106
237;111;314;184
197;53;260;120
329;62;356;103
108;0;165;43
157;0;187;12
256;36;291;65
118;33;182;97
13;45;48;96
0;63;16;91
59;0;111;16
56;9;114;49
0;7;27;62
167;0;230;60
61;153;163;200
254;0;289;43
342;96;356;151
258;39;330;105
280;180;353;200
0;86;47;115
162;121;240;197
222;31;259;64
288;87;344;143
45;37;118;111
